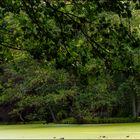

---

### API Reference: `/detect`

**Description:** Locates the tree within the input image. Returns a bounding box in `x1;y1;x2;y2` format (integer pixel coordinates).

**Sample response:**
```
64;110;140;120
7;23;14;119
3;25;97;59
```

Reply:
1;0;140;122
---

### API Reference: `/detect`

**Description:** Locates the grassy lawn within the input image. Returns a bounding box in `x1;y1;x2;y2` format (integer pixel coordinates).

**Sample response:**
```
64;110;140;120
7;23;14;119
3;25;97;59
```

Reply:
0;123;140;139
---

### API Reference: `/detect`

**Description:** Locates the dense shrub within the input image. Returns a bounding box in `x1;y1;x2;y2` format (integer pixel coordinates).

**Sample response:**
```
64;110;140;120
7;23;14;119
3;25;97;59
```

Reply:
60;117;138;124
91;117;137;124
61;117;77;124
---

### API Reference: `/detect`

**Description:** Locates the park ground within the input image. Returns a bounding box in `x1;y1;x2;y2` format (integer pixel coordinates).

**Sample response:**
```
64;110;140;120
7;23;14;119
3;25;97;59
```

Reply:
0;123;140;139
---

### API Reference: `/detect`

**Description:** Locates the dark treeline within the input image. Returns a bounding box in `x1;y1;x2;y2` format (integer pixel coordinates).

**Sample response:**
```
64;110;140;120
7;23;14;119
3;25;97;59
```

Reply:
1;0;140;123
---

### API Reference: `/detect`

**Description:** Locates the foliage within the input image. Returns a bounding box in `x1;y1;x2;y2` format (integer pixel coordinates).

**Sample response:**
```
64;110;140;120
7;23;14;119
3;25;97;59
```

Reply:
1;0;140;123
60;117;77;124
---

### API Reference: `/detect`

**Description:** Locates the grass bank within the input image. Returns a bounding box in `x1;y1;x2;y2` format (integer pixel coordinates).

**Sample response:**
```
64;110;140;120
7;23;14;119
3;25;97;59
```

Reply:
0;123;140;139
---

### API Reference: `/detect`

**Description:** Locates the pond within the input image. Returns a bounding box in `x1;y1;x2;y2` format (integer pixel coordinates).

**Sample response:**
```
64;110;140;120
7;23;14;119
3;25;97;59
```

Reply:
0;123;140;139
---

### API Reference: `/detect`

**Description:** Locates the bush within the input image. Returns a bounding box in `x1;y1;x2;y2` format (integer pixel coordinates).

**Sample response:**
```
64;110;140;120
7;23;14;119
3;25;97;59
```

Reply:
61;117;77;124
61;117;137;124
91;117;137;124
82;116;93;124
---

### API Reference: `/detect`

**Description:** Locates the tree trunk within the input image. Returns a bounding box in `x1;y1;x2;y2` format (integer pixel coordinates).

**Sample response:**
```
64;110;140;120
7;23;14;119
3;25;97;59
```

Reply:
136;100;140;117
49;106;56;122
17;112;25;122
128;18;131;35
132;94;137;118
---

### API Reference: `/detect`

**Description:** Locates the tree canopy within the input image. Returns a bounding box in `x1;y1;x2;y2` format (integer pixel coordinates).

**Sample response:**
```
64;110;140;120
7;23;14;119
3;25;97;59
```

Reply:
1;0;140;123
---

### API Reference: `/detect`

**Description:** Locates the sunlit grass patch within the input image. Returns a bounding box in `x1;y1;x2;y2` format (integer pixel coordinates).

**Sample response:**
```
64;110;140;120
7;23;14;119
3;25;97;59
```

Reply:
0;123;140;139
